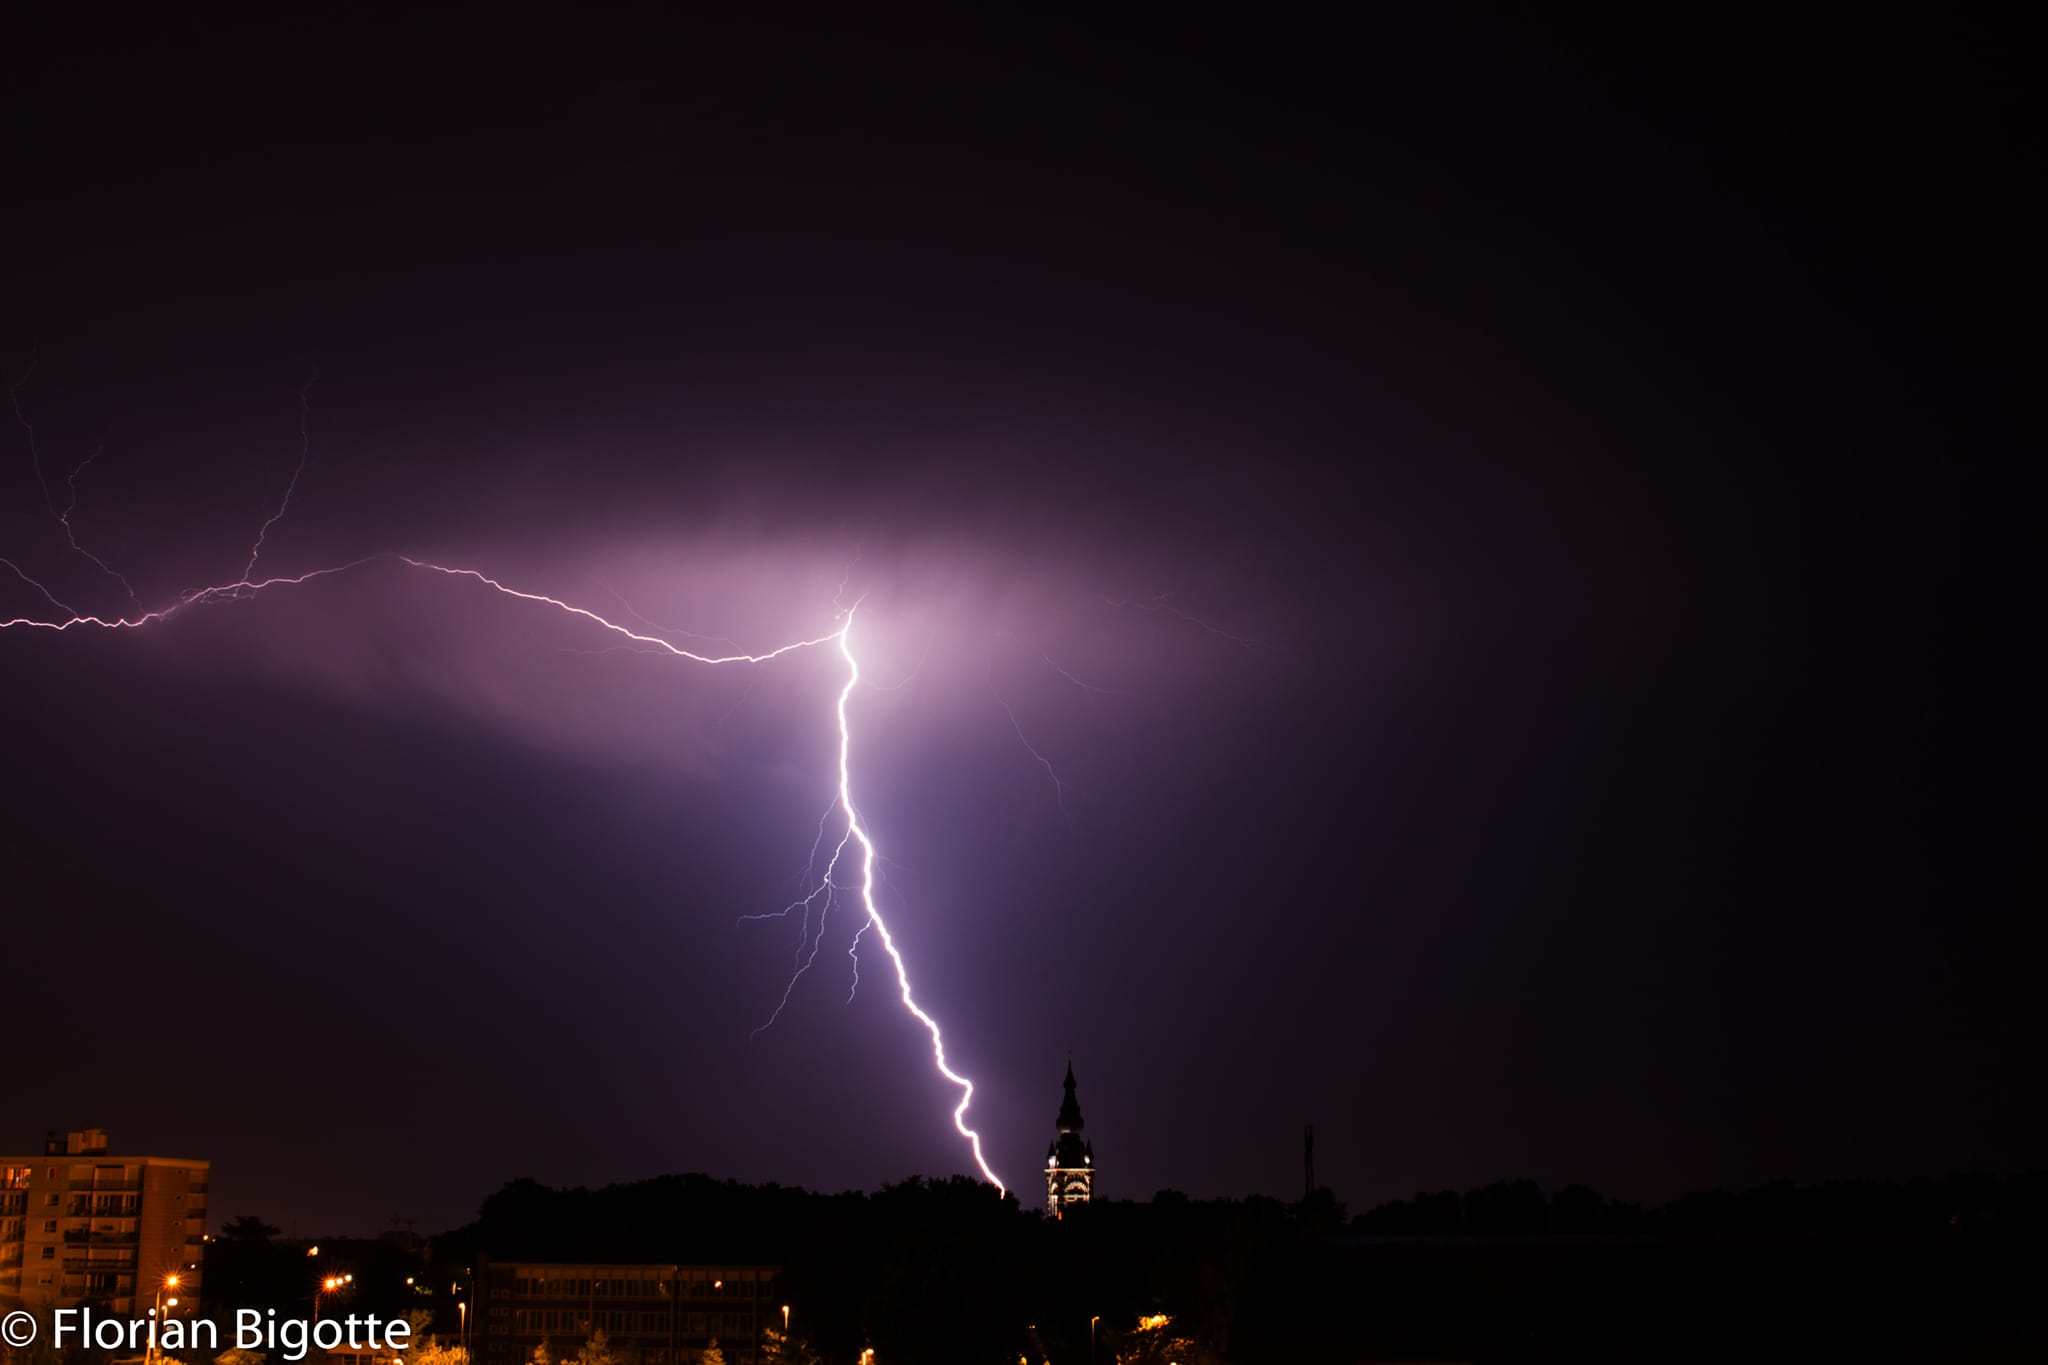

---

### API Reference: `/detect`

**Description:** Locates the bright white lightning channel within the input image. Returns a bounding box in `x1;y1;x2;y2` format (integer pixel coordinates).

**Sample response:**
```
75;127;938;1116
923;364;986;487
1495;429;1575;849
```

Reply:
829;607;1001;1190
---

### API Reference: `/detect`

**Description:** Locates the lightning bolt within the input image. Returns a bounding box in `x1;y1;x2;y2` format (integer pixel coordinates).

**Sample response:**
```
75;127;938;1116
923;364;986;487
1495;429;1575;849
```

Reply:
989;668;1076;825
59;436;141;609
594;574;748;654
846;916;872;1003
0;542;1007;1193
240;380;316;589
1089;590;1256;648
8;341;58;521
1041;651;1135;699
0;372;1155;1198
1;555;80;618
745;803;853;1039
830;608;1001;1189
9;344;140;606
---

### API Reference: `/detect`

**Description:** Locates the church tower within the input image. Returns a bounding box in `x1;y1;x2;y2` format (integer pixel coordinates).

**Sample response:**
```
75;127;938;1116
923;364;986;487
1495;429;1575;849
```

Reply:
1044;1061;1096;1214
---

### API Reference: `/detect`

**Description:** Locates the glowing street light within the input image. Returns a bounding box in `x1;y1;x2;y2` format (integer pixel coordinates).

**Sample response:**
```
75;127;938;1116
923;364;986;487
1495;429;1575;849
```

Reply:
147;1274;182;1365
315;1274;348;1322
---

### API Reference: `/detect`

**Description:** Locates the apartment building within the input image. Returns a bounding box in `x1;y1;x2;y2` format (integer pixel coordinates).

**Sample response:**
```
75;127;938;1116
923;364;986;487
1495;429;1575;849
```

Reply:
0;1129;208;1315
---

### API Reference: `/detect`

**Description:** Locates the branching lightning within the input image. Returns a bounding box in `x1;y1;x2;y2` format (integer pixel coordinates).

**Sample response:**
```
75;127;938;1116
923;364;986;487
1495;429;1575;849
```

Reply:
1090;590;1256;648
1;376;1227;1204
59;436;141;609
1041;651;1135;699
846;916;872;1003
240;380;316;588
10;344;139;606
744;799;854;1039
1;488;1008;1193
8;342;58;522
1;555;80;618
595;574;748;654
989;667;1076;826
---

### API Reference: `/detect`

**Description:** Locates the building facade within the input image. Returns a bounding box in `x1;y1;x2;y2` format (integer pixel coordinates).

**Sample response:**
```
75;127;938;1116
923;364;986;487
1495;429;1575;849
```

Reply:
0;1129;208;1315
475;1260;780;1365
1044;1063;1097;1214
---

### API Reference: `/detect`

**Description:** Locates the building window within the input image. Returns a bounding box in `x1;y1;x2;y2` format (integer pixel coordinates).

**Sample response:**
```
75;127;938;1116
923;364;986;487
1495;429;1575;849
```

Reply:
40;1247;54;1260
42;1221;56;1233
43;1195;58;1207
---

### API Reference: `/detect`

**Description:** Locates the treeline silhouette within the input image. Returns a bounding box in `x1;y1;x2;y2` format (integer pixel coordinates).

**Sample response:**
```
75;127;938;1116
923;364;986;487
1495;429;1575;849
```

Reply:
418;1168;2048;1362
198;1169;2048;1364
1352;1167;2048;1234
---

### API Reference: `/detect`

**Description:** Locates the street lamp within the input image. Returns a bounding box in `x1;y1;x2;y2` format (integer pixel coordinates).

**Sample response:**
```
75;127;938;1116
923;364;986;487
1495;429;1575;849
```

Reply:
147;1275;181;1365
315;1275;345;1322
781;1304;790;1333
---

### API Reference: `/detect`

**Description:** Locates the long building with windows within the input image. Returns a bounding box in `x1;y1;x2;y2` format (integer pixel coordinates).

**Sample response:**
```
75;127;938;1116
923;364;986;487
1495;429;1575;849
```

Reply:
0;1128;208;1315
474;1260;780;1365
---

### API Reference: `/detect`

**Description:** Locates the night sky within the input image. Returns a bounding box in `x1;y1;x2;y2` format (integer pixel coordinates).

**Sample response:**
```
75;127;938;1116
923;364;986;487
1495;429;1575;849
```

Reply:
1;9;2036;1235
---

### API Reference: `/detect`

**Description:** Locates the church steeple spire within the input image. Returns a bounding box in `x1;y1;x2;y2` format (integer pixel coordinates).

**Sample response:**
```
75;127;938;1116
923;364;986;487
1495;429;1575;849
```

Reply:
1045;1061;1097;1214
1056;1060;1085;1133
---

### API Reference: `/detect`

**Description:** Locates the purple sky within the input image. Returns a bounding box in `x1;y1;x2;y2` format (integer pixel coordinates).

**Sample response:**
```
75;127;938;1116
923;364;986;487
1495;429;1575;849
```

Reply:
0;9;2036;1234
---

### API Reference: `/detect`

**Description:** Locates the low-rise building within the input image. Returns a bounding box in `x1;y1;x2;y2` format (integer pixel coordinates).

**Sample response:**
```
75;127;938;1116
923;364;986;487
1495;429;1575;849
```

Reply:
475;1259;779;1365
